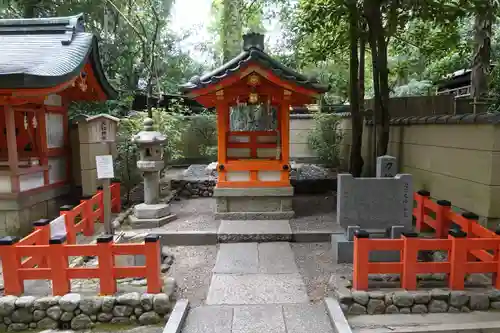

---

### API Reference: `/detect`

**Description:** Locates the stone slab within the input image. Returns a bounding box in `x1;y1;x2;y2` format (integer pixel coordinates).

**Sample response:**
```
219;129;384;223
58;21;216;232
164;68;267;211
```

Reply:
206;273;308;305
128;214;177;229
324;298;352;333
232;305;286;333
180;305;233;333
331;233;400;264
337;173;413;230
218;219;292;242
376;155;397;178
291;231;332;243
159;231;218;246
213;243;258;274
214;186;294;197
163;299;189;333
134;203;171;219
258;242;298;274
215;211;295;221
283;302;335;333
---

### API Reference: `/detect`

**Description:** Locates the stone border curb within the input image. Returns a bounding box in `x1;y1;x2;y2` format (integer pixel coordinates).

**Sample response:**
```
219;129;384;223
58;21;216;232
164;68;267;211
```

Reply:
325;298;353;333
162;299;189;333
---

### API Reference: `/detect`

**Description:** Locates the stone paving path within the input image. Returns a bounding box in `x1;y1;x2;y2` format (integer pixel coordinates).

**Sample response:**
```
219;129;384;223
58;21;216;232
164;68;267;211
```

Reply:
180;242;335;333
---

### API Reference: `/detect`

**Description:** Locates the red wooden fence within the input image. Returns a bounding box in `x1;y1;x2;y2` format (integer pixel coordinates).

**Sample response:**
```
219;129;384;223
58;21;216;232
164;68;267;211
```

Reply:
353;190;500;291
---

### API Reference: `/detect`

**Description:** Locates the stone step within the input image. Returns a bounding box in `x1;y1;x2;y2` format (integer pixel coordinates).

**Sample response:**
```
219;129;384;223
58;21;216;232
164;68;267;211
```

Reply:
180;303;335;333
156;220;332;246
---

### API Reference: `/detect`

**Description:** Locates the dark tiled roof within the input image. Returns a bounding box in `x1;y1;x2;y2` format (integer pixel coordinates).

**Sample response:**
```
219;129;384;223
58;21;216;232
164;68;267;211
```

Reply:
365;113;500;125
179;33;330;94
0;13;117;99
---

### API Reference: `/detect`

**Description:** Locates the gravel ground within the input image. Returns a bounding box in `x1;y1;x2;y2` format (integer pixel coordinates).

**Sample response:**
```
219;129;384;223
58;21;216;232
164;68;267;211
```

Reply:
165;245;217;308
290;194;343;233
40;325;164;333
291;242;352;302
165;197;219;232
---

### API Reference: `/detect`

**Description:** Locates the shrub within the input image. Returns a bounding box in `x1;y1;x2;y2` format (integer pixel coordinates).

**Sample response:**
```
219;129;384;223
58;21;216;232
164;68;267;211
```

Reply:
308;113;343;167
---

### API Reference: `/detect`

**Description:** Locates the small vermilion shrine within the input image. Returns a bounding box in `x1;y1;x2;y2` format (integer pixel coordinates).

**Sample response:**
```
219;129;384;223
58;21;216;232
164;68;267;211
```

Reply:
180;33;329;219
0;14;116;235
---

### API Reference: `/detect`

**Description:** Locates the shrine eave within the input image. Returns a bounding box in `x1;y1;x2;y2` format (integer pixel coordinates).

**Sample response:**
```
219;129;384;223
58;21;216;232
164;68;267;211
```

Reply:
179;48;330;95
0;13;117;100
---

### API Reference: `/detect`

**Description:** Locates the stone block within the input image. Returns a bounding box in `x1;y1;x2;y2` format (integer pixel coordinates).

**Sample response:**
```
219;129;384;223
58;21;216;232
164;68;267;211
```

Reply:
128;214;177;229
133;203;170;219
181;305;232;333
232;305;286;333
337;173;413;230
213;243;258;274
331;233;400;264
258;242;298;274
218;219;292;242
376;155;397;178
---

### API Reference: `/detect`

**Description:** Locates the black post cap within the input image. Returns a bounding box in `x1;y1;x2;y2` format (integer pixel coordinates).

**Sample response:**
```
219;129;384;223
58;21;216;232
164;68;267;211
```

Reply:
96;234;114;243
33;219;51;227
462;212;479;220
495;226;500;236
49;235;67;244
219;164;225;171
417;190;430;197
145;234;160;243
0;236;19;245
97;186;103;191
283;164;290;171
354;230;370;239
60;205;74;211
402;231;419;238
437;200;451;207
449;229;467;238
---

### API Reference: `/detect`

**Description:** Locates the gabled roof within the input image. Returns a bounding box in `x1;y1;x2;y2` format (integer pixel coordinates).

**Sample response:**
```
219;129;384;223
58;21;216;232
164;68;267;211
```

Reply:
0;13;117;99
179;33;330;94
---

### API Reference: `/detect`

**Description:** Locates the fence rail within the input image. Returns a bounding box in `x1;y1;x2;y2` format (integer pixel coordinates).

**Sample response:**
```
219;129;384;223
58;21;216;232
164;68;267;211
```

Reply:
353;190;500;291
0;181;163;296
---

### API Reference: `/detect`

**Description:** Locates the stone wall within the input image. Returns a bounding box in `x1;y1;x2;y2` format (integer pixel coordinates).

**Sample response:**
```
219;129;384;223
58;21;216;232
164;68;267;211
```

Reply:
336;288;500;316
0;292;174;331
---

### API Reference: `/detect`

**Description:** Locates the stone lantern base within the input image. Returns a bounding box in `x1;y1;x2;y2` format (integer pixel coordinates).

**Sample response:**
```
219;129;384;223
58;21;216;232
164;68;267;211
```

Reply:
128;203;177;229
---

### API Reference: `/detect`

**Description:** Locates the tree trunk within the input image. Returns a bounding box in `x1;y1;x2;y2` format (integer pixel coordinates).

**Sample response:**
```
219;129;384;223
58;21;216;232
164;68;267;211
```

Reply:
471;4;493;98
364;0;390;156
22;0;39;17
347;1;363;177
222;0;243;62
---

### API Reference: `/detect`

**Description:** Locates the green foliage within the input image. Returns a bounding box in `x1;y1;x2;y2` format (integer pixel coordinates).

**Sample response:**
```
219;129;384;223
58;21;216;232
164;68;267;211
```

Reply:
308;113;343;167
183;112;218;161
392;80;433;97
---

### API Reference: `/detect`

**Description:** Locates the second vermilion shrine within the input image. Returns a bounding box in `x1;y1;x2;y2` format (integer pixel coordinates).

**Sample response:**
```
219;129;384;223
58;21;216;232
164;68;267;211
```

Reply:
180;33;329;219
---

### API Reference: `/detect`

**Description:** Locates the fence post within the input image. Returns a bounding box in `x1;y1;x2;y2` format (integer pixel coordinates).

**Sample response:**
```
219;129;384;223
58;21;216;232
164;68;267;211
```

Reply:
80;196;94;236
449;229;468;290
494;229;500;288
97;186;104;223
461;212;478;236
0;236;22;295
144;234;162;293
401;232;419;290
97;234;116;295
60;205;75;244
49;235;70;296
111;180;121;213
33;219;51;267
436;200;452;239
353;230;370;290
415;190;430;232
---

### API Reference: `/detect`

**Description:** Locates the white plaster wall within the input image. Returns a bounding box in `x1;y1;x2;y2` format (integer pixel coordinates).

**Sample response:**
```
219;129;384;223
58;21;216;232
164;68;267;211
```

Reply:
226;171;250;181
0;175;11;193
20;172;44;192
48;157;66;184
227;148;251;158
258;171;281;181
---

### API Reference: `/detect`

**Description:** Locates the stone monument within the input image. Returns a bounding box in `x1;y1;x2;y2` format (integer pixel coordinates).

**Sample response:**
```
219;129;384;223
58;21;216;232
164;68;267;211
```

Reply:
332;172;413;263
376;155;398;178
128;118;176;229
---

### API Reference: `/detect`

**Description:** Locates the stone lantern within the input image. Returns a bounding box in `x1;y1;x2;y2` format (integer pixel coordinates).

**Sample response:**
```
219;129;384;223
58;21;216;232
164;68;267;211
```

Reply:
128;118;176;228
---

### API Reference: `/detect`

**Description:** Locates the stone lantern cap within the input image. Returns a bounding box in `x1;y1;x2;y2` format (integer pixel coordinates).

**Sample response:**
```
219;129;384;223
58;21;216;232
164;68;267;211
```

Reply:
131;118;167;146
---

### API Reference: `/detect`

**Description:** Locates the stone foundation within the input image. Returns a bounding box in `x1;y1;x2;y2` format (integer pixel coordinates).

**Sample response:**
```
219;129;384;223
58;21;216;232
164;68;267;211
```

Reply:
336;288;500;316
0;292;174;331
0;185;71;237
214;187;295;220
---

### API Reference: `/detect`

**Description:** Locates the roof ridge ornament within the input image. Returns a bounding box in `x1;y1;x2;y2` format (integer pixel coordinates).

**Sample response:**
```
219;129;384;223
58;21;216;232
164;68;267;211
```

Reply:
243;32;265;52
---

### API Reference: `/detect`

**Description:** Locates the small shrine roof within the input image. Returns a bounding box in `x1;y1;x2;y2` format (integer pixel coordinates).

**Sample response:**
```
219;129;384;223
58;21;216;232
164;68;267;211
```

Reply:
0;13;117;99
179;33;330;94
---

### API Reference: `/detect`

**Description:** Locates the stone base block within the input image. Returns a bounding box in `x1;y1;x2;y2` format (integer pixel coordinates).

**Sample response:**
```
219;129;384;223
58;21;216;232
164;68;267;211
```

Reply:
214;187;294;220
134;203;171;219
128;214;177;229
331;233;400;264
